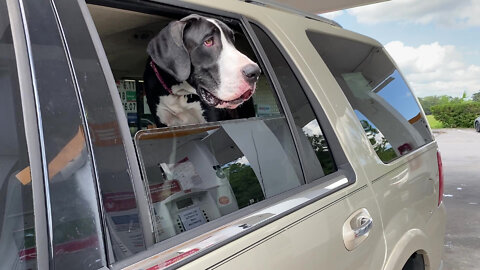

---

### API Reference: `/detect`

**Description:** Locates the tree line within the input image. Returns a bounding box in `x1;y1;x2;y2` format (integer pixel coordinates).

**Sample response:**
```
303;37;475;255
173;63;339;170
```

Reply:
419;91;480;128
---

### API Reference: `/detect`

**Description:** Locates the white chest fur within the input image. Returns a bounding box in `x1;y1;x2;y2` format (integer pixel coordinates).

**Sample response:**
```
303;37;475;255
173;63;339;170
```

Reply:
156;95;206;126
170;81;196;96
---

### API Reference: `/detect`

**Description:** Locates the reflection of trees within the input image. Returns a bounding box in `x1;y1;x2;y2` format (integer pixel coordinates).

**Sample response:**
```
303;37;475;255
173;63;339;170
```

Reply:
53;218;97;244
306;134;335;174
223;163;264;209
360;120;397;162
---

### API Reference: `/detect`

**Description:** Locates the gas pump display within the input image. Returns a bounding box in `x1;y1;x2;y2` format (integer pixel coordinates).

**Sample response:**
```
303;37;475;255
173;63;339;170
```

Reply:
117;80;137;124
116;79;156;135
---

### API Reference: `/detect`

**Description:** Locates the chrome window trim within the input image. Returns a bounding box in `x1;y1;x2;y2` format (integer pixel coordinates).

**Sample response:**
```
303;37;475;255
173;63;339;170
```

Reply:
7;0;52;267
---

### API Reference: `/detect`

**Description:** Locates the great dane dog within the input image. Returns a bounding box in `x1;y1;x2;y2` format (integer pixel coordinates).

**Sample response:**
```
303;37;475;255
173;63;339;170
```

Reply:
144;14;261;127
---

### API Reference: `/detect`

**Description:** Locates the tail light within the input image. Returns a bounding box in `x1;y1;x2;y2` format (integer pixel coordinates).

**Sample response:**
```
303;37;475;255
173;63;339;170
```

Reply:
437;151;444;206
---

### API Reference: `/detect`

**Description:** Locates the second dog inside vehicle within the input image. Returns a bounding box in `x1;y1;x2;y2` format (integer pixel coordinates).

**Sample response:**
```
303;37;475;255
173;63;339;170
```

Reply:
144;14;261;127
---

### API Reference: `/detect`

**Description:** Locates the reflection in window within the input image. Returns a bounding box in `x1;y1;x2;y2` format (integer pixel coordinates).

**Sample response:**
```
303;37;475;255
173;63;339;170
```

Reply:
0;2;37;268
135;117;302;243
222;158;264;209
355;110;397;162
252;24;337;182
302;120;335;175
375;70;422;122
306;30;433;163
341;69;430;161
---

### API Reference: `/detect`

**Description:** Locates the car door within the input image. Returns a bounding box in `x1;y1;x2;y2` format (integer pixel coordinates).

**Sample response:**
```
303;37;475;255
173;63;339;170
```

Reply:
5;0;109;269
42;0;388;269
173;12;388;270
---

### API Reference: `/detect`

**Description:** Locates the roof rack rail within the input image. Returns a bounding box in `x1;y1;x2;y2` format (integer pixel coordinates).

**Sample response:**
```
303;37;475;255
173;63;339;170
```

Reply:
241;0;342;28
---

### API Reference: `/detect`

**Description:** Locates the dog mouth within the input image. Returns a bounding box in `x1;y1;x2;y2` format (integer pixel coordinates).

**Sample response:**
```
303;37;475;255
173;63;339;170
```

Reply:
199;88;253;108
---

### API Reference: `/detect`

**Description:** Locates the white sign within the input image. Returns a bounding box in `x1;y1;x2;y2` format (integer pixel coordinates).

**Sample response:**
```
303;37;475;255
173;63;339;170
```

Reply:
178;207;206;231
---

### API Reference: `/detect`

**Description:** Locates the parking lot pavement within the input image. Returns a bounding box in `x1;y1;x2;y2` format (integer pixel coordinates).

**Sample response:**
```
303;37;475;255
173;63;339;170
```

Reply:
434;129;480;270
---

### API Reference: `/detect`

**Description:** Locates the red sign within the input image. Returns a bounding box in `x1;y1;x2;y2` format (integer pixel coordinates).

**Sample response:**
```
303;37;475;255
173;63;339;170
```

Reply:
103;192;137;212
146;248;200;270
149;180;182;203
219;196;230;205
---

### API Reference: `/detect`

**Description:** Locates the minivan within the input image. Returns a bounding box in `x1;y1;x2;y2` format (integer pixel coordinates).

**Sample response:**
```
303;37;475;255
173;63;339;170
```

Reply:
0;0;446;269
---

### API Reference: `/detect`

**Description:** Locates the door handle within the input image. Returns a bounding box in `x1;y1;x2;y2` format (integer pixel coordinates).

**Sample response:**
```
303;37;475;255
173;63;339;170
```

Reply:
343;208;373;251
354;216;373;238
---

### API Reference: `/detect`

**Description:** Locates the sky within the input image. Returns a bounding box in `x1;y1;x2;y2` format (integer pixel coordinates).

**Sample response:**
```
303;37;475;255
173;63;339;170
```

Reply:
320;0;480;98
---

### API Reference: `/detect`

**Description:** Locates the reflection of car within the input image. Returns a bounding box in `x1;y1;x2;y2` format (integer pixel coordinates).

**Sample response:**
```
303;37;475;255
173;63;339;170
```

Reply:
1;0;445;270
475;116;480;132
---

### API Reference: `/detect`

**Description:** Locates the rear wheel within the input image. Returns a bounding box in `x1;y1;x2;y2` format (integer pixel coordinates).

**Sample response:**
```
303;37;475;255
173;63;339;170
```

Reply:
402;253;425;270
476;121;480;132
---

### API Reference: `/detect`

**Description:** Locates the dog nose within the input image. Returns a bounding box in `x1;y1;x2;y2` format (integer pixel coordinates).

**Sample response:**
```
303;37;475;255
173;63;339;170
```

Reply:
242;64;261;83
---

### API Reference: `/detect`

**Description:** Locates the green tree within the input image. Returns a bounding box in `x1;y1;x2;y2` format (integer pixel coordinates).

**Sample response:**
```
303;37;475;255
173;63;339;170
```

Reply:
472;91;480;102
223;163;264;208
418;95;453;115
306;134;335;174
359;120;397;162
450;91;467;103
431;102;480;128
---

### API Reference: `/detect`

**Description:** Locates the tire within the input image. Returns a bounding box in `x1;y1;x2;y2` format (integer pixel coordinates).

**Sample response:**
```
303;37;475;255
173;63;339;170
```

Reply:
402;253;425;270
476;121;480;132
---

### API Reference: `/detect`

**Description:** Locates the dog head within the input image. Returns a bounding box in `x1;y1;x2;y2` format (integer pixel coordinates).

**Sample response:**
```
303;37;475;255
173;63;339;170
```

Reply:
147;14;260;109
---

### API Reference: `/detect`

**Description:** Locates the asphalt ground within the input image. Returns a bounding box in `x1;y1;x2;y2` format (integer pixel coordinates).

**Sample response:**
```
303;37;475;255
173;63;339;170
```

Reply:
434;129;480;270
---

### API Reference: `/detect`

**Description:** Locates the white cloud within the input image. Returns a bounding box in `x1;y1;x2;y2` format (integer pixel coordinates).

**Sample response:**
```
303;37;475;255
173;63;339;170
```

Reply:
302;119;321;136
234;156;250;165
321;10;344;20
385;41;480;97
347;0;480;27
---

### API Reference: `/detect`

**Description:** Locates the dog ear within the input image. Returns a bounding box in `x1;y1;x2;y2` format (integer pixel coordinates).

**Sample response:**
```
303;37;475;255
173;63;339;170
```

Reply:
180;14;203;23
147;20;192;82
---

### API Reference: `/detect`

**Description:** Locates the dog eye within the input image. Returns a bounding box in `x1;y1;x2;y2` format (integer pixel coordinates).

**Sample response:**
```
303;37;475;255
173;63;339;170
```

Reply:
203;37;214;47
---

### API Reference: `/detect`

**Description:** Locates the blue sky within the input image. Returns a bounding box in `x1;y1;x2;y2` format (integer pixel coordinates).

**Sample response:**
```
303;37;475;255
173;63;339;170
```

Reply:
321;0;480;98
376;70;420;120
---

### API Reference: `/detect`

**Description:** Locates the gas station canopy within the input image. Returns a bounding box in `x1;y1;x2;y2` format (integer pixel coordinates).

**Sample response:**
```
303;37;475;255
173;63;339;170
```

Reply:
267;0;389;13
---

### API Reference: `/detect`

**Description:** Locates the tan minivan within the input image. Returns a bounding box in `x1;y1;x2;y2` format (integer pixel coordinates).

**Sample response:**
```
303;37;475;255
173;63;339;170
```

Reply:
1;0;445;269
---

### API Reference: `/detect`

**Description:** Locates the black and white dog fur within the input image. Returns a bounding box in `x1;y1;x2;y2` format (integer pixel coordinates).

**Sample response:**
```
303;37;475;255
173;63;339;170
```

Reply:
144;14;261;127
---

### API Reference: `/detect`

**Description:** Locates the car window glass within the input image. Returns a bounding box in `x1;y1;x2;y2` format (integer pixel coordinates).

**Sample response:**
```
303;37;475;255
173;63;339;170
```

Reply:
0;1;36;268
135;117;302;242
307;31;433;162
20;0;108;267
251;24;337;180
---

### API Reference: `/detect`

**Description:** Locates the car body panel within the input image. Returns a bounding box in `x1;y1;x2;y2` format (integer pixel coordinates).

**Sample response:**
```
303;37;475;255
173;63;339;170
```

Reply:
177;2;444;270
1;0;446;269
179;184;386;270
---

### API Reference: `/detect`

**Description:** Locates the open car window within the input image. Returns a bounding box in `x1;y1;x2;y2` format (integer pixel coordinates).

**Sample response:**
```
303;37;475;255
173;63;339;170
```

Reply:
87;4;282;135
